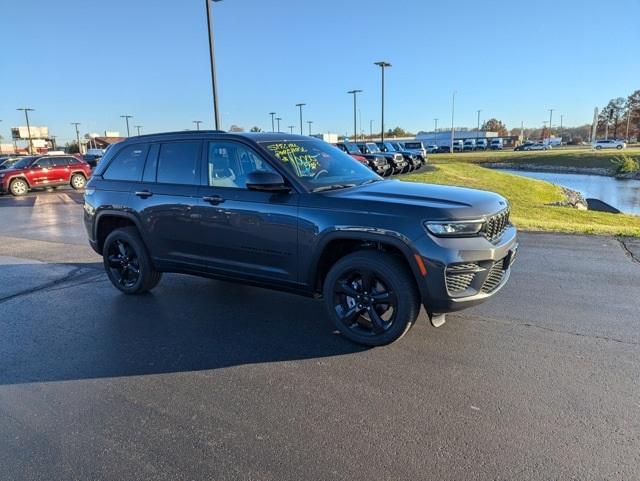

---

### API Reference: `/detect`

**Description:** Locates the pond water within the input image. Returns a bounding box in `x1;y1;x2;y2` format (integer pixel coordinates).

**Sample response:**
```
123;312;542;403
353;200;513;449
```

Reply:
500;169;640;215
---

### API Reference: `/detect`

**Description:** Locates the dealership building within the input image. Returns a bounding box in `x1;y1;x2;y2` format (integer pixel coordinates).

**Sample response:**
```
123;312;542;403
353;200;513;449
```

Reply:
415;129;521;147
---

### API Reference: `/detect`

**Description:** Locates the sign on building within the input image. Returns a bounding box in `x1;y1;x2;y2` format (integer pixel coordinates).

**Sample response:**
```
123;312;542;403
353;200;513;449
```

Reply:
11;126;49;140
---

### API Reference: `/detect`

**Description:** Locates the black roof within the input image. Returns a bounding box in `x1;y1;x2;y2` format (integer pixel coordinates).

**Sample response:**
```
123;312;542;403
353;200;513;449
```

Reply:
123;130;314;143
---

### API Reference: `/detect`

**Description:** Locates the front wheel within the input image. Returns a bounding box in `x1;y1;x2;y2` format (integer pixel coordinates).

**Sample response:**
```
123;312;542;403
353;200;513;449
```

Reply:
103;227;162;294
616;145;623;150
9;178;29;196
323;251;421;346
595;145;602;150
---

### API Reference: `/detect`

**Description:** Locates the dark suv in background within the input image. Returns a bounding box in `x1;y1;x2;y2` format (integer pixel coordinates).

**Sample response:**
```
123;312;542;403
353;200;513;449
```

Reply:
84;132;517;346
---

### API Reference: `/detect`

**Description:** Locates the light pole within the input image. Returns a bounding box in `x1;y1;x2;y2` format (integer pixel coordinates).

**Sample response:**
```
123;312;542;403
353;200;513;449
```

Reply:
625;108;631;142
450;91;457;153
193;120;203;131
17;108;34;154
269;112;276;132
434;118;438;146
295;103;306;135
306;120;313;136
276;117;282;132
476;109;482;144
288;125;295;134
548;109;554;140
369;119;374;139
347;89;362;142
71;122;81;154
374;61;391;142
120;115;133;137
205;0;223;129
135;125;143;136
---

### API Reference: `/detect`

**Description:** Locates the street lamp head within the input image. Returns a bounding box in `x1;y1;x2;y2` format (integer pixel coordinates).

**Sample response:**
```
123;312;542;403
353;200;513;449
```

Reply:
347;89;362;95
295;103;306;107
17;107;35;112
374;61;391;68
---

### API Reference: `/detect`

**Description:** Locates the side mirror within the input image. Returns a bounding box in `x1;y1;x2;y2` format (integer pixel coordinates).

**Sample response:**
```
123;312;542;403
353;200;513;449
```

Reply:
246;171;290;192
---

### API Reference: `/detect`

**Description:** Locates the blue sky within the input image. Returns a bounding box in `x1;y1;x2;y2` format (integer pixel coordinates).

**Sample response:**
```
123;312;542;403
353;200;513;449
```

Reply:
1;0;638;144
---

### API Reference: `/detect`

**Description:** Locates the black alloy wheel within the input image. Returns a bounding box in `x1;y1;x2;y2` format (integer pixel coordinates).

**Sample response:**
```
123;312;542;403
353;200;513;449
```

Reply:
323;251;421;346
332;267;397;337
106;239;141;289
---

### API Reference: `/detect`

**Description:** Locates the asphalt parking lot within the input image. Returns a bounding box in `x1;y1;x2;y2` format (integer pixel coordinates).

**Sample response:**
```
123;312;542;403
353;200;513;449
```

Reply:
0;189;639;481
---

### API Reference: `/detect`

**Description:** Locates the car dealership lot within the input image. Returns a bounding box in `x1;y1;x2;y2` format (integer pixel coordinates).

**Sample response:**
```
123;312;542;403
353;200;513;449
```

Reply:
0;190;639;480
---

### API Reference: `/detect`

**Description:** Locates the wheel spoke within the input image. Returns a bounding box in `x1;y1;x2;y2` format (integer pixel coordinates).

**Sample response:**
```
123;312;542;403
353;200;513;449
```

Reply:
116;241;127;257
107;255;122;268
360;270;374;292
338;305;362;326
335;280;360;298
372;290;396;305
127;264;140;275
368;307;386;334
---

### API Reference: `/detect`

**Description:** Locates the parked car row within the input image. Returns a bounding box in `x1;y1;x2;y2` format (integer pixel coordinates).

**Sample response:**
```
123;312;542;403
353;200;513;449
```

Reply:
0;154;92;196
334;141;429;176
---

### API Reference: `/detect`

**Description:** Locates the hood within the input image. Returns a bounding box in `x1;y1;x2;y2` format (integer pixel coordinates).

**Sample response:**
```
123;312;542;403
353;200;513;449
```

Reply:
324;179;508;220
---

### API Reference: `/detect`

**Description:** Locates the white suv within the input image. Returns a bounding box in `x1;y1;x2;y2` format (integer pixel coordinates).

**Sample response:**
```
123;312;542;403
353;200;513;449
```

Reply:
593;139;626;150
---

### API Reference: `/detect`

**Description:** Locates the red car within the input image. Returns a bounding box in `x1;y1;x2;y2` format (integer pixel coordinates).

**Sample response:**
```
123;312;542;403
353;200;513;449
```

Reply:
0;154;92;196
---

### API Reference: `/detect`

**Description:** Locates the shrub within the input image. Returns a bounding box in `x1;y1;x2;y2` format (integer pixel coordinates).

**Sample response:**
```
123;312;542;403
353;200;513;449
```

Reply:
612;155;640;174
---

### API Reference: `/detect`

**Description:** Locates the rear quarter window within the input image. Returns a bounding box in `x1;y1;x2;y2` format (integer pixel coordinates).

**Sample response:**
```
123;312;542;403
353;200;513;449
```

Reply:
103;144;149;182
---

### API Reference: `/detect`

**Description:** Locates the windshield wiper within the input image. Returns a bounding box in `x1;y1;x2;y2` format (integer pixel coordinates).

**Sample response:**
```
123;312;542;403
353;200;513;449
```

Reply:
311;183;356;193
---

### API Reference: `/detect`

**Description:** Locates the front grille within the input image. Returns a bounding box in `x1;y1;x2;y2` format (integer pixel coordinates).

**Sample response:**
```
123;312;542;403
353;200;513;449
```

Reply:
481;258;506;293
445;263;479;294
484;208;510;242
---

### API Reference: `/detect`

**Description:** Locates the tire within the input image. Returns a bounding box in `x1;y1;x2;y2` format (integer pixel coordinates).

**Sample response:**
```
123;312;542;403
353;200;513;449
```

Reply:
595;145;602;150
70;173;86;190
322;250;421;346
9;178;28;196
103;227;162;294
616;145;623;150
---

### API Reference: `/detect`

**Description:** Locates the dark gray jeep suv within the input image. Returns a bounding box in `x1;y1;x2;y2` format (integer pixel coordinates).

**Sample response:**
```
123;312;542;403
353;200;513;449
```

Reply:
84;131;517;345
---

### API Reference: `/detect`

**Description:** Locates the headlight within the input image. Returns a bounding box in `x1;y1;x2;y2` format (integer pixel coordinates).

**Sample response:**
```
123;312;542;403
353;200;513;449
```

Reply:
425;220;484;237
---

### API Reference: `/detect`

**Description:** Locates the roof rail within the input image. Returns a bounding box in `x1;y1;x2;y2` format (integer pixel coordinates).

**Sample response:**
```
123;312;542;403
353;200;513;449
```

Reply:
130;129;226;139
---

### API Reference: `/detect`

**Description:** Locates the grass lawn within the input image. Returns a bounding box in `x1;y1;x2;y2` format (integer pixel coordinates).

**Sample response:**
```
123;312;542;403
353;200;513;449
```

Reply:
429;147;640;170
405;163;640;237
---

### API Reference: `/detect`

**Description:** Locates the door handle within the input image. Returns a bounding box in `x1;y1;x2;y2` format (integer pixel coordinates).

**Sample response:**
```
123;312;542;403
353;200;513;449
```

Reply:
135;190;153;198
202;195;224;205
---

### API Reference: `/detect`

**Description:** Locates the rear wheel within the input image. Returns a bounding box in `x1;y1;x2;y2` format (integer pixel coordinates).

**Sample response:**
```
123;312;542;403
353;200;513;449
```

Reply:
595;145;602;150
9;178;28;196
616;145;623;150
103;227;162;294
323;251;420;346
70;173;86;190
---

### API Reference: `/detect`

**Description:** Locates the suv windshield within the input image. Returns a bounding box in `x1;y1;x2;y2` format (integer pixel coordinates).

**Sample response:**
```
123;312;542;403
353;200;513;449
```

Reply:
261;139;379;191
343;143;362;154
365;143;381;153
404;142;421;149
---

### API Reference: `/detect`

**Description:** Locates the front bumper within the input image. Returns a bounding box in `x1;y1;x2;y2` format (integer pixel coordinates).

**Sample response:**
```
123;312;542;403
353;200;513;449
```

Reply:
412;225;518;313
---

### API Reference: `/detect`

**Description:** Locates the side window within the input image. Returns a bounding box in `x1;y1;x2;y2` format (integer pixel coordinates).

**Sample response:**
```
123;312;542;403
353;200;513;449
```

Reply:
207;141;277;189
157;141;200;185
36;158;52;168
103;144;149;181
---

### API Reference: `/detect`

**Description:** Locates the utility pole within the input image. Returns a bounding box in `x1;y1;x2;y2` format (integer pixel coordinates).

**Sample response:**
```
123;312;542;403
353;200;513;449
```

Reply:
369;120;374;139
434;118;438;146
548;109;554;141
295;103;306;135
71;122;81;154
306;120;313;136
17;108;34;154
521;121;524;142
135;125;143;136
205;0;223;129
450;91;456;153
120;115;133;137
476;109;482;144
559;115;563;143
374;61;391;142
288;125;295;134
347;89;362;142
276;117;282;132
193;120;203;131
269;112;276;132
